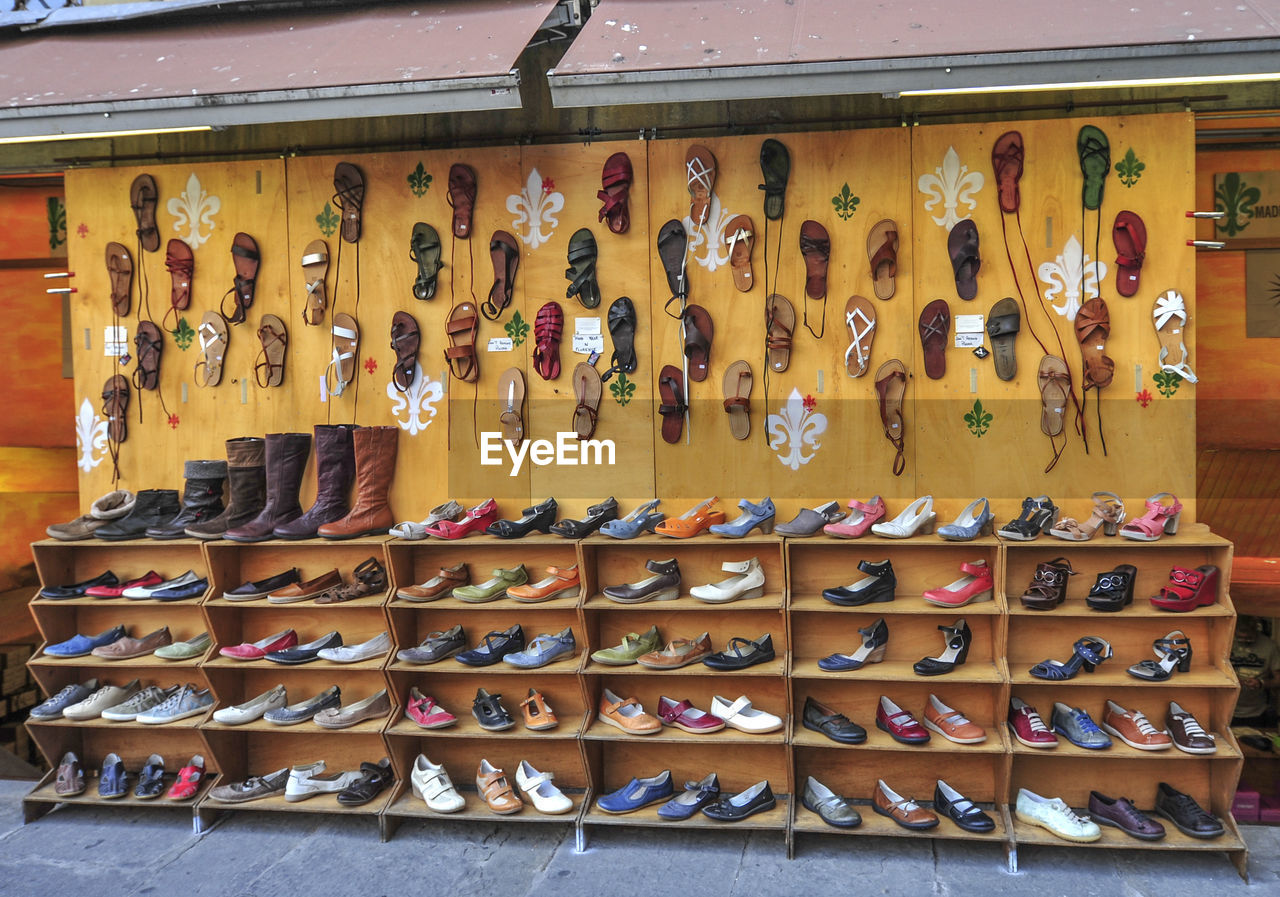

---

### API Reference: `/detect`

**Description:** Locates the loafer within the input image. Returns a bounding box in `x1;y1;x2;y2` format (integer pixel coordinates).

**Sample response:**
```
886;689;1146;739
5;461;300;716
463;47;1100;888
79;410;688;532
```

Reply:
597;770;673;814
517;760;573;814
472;687;515;731
603;558;681;604
658;773;721;820
405;688;457;728
395;563;469;602
137;683;213;723
286;761;365;802
702;779;775;821
690;557;766;604
1166;701;1216;754
55;751;85;795
267;568;343;604
219;628;298;660
222;567;301;601
774;500;845;537
802;776;861;828
314;689;391;729
1008;697;1058;748
98;752;129;798
265;630;343;664
1051;702;1112;750
213;684;288;724
934;780;995;832
1015;787;1100;842
154;631;212;660
1154;782;1225;839
63;678;141;720
455;625;524;666
85;571;162;598
165;755;205;800
91;626;172;659
150;577;210;602
503;627;576;668
44;625;126;657
876;695;931;745
598;687;662;734
452;565;528;603
476;759;523;814
337;758;394;807
411;754;465;813
102;684;177;721
802;696;866;744
591;625;660;665
507;565;581;603
923;694;987;744
657;696;726;733
709;694;783;733
134;754;165;799
821;559;896;606
30;678;99;719
702;633;774;670
396;624;466;664
873;779;938;830
316;631;390;664
1089;791;1166;840
122;570;201;599
264;685;341;725
1101;700;1173;751
209;767;290;803
39;571;118;599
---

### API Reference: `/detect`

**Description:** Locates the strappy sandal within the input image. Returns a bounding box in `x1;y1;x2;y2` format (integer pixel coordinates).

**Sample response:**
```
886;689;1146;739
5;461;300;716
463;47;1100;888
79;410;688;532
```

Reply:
1113;210;1146;297
999;495;1058;540
601;296;637;382
332;161;365;244
948;219;980;301
409;222;442;301
1029;636;1111;681
685;145;717;224
325;313;359;398
253;314;287;388
498;367;525;446
130;174;160;252
132;321;163;391
162;239;193;331
573;363;602;440
765;293;794;372
598;152;633;235
533;301;563;381
194;311;228;388
1127;631;1192;681
1076;298;1114;391
390;311;420;392
105;242;133;318
1018;558;1075;610
844;296;876;378
725;214;754;292
991;131;1024;214
297;239;329;326
447;163;477;239
317;557;387;604
1077;125;1111;211
1051;491;1125;541
918;299;950;380
1153;290;1197;383
758;138;790;221
550;498;619;539
874;358;907;477
221;232;259;325
564;227;600;309
683;304;713;382
483;230;519;321
1121;492;1182;541
1038;356;1070;472
658;364;687;445
799;219;829;300
102;375;130;443
722;360;752;440
444;302;479;383
987;297;1020;381
866;219;898;300
658;219;688;301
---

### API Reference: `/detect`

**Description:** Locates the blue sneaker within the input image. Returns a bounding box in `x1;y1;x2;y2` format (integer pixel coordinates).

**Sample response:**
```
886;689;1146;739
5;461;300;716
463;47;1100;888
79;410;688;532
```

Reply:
44;625;126;658
1051;702;1112;750
597;770;673;814
503;628;576;669
709;497;775;538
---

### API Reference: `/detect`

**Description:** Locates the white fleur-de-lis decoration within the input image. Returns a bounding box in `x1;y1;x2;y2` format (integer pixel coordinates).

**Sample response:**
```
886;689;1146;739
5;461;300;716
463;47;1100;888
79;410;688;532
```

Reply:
506;168;564;250
387;367;443;436
75;397;109;472
166;172;221;250
1037;234;1108;321
918;146;985;230
682;192;734;272
766;388;827;471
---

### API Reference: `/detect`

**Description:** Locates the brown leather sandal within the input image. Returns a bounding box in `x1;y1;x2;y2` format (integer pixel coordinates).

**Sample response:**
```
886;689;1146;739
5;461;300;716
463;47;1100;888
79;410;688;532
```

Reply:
221;232;259;325
918;299;950;380
723;359;752;440
765;293;794;372
1075;298;1114;391
130;174;160;253
300;239;329;325
725;214;754;292
658;364;687;444
573;363;603;440
683;304;713;382
498;367;525;446
686;145;717;224
162;239;193;331
484;230;520;321
444;303;479;383
332;161;364;244
948;219;981;301
105;242;133;317
101;375;130;443
867;219;899;300
254;314;287;388
800;219;830;300
1038;355;1070;472
194;310;228;388
448;164;477;239
874;358;908;477
132;321;163;391
390;311;421;392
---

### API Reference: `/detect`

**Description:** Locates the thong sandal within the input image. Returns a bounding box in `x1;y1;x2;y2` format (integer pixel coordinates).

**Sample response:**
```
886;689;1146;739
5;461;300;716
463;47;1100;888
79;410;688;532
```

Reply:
722;359;752;440
1038;355;1070;472
918;299;950;380
1113;211;1146;298
683;304;713;383
130;174;160;253
447;163;477;239
686;145;717;225
533;301;563;381
1077;125;1111;211
765;293;794;372
658;364;687;445
132;321;163;391
409;223;443;301
573;363;603;440
332;161;365;244
391;311;421;392
800;220;830;300
221;232;259;325
844;295;876;378
105;242;133;317
300;239;328;325
758;138;790;221
991;131;1024;214
601;296;637;383
948;220;981;301
194;310;228;388
102;375;130;443
444;302;480;383
1153;289;1197;383
725;214;755;292
498;367;526;446
867;219;899;300
325;312;359;397
163;239;193;331
484;230;519;321
598;152;633;235
254;314;287;388
658;220;688;301
986;297;1020;381
564;228;600;309
874;358;907;477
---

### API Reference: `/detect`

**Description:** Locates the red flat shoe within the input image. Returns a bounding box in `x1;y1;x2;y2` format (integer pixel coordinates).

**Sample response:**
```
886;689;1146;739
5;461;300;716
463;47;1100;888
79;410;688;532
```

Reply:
85;570;163;598
875;696;930;745
405;687;457;729
1149;565;1219;612
424;499;499;540
218;628;297;660
822;496;885;538
165;755;205;800
922;561;994;607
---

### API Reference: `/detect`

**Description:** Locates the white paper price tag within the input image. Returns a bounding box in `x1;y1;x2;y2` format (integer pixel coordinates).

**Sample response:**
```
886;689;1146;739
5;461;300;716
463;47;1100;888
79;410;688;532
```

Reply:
572;333;605;355
575;317;602;335
486;338;514;352
955;332;984;349
955;314;985;333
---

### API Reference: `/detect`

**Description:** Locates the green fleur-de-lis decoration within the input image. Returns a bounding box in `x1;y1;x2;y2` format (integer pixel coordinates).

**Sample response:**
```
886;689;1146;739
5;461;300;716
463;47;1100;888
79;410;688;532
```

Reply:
1115;148;1145;187
831;183;860;221
963;398;993;437
1153;370;1183;398
1215;172;1261;238
407;162;432;198
504;310;530;346
46;196;66;251
316;202;339;237
170;316;195;351
610;371;636;407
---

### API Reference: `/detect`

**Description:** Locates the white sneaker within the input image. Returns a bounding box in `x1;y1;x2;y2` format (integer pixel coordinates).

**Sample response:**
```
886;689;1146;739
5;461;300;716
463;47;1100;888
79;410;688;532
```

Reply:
709;694;783;733
870;495;936;538
285;761;364;802
516;760;573;814
690;558;766;604
212;684;287;725
411;754;464;813
317;631;390;663
1015;787;1100;842
63;679;141;720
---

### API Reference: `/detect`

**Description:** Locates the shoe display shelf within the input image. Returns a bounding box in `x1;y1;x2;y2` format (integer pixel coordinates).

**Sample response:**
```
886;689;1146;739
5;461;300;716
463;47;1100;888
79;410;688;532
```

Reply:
380;534;590;840
785;534;1013;860
576;534;793;853
24;538;219;826
196;538;396;832
1003;525;1247;878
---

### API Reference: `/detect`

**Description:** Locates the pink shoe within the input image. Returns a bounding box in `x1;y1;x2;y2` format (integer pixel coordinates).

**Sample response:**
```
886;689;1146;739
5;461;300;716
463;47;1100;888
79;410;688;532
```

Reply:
1008;697;1058;748
424;498;499;539
218;628;297;660
405;687;457;729
823;496;885;539
922;561;994;607
1119;492;1181;542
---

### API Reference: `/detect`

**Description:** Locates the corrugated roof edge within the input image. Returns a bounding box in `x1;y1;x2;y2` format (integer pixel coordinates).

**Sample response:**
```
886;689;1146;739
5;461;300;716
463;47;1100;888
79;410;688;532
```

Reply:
16;0;371;32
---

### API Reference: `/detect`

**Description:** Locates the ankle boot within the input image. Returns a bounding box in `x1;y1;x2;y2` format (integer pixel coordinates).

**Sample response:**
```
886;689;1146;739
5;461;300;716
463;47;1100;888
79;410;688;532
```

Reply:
224;432;312;542
186;437;266;539
95;489;181;541
145;460;227;539
273;425;358;540
318;426;397;539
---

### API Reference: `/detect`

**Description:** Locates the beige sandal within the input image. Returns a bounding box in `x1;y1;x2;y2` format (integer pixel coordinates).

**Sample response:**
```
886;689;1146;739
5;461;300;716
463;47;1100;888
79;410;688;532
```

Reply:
722;359;752;440
498;367;526;446
844;295;876;377
573;363;602;440
254;314;287;388
325;312;359;397
194;311;228;387
1038;355;1070;472
867;219;899;300
1153;289;1198;383
1050;491;1126;541
301;239;328;325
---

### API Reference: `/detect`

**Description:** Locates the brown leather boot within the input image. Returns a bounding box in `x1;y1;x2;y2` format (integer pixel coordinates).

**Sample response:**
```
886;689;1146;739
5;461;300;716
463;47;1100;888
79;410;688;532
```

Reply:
273;424;357;540
224;432;312;542
318;425;397;539
186;436;266;539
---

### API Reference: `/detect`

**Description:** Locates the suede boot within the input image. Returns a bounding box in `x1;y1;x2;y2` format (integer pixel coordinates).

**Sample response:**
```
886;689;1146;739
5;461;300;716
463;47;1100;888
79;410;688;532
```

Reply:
94;489;180;541
186;437;266;539
273;424;357;540
224;432;312;543
146;460;228;539
318;426;397;539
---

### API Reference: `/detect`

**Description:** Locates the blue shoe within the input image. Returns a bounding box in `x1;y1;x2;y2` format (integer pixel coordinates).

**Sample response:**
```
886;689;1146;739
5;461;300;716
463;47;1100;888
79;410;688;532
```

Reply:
936;498;993;541
44;625;126;658
1051;702;1113;750
597;770;673;814
150;578;210;601
98;752;129;798
502;628;576;668
709;498;775;538
600;499;663;539
455;625;524;666
657;773;720;820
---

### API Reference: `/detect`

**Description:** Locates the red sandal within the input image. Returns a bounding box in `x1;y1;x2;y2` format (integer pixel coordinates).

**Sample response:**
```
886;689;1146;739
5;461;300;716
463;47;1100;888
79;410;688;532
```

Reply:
533;301;563;381
423;498;499;540
1149;565;1219;612
597;152;633;235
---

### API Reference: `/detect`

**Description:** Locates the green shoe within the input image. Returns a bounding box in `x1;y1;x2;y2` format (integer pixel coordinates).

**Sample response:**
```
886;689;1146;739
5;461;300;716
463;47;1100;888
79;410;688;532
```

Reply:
452;565;528;603
591;625;661;666
154;631;211;660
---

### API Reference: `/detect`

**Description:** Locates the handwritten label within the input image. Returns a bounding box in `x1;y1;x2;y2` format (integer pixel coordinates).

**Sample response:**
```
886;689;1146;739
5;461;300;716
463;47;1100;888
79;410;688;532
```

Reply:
486;338;514;352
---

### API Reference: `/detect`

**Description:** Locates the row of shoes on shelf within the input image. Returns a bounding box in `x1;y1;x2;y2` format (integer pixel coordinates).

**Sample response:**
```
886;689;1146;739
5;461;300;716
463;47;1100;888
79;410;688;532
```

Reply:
398;563;580;603
220;559;387;604
209;758;393;807
218;629;391;664
433;687;560;732
1009;697;1216;753
1016;782;1225;842
582;626;774;670
597;688;783;735
1019;558;1219;612
821;558;995;607
802;694;981;745
397;624;575;668
413;757;573;815
1031;630;1196;681
596;770;777;821
55;751;205;801
213;684;389;729
802;777;995;832
31;679;211;723
820;617;972;675
38;569;208;602
41;626;209;660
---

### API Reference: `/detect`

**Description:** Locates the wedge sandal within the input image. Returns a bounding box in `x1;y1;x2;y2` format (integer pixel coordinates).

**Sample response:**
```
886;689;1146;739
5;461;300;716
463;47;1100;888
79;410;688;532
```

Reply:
254;314;287;388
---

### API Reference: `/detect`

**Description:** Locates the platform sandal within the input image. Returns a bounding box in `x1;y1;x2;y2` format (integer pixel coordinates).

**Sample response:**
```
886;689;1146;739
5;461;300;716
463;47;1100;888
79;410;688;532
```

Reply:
1084;565;1137;612
1149;566;1220;613
1018;558;1075;611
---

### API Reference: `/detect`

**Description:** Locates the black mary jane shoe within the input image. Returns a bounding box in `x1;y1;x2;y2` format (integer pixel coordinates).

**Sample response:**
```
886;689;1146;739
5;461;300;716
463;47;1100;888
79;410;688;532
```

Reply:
337;758;394;807
933;780;995;833
471;687;515;731
702;633;775;671
549;497;618;538
486;497;558;539
701;780;776;822
822;559;896;606
1085;564;1137;611
998;495;1058;541
912;619;971;676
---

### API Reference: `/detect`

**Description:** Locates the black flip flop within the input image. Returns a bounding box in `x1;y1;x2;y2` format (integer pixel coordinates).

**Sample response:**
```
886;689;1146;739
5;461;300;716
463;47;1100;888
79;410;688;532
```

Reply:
759;139;790;221
409;223;443;301
564;228;600;309
601;296;637;383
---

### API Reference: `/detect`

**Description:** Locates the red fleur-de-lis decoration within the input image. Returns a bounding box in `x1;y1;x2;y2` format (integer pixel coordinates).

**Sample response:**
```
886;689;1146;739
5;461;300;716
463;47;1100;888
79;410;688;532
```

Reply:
541;176;555;195
77;223;89;238
167;413;180;429
803;394;817;413
1135;389;1153;408
364;357;378;375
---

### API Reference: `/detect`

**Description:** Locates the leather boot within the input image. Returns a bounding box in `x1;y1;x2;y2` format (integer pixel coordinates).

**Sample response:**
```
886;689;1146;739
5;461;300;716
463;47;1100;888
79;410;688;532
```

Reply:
273;424;357;540
186;437;266;539
318;425;397;539
224;432;312;542
146;460;228;539
94;489;181;541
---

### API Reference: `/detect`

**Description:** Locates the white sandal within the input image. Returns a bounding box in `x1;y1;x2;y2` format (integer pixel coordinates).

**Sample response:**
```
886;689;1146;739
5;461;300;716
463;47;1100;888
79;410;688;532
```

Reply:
194;311;227;387
844;295;877;377
1152;289;1197;383
324;313;359;397
871;495;936;538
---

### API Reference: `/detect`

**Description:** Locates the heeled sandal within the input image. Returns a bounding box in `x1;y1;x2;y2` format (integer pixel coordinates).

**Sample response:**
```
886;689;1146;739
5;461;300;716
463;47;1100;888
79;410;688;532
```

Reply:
1050;491;1125;541
818;618;889;671
486;497;558;539
1018;558;1076;611
423;498;498;540
1085;564;1137;612
599;499;664;540
1150;565;1220;612
1120;492;1182;542
999;495;1058;541
654;497;725;539
1029;636;1112;681
1127;630;1192;681
549;497;619;538
913;619;971;676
